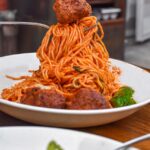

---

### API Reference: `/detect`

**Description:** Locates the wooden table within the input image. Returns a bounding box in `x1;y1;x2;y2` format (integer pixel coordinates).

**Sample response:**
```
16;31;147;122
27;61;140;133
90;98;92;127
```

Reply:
0;70;150;150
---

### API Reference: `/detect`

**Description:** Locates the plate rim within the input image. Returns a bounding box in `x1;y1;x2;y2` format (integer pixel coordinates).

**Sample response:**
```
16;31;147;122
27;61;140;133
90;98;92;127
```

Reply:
0;126;123;144
0;98;149;114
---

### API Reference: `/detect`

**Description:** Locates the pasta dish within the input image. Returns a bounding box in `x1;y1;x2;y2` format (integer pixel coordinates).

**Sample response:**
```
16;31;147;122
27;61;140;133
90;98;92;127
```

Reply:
1;0;136;109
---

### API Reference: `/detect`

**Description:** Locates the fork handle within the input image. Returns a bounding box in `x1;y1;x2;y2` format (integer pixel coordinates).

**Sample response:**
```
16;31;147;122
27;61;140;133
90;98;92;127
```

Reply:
0;21;49;30
115;134;150;150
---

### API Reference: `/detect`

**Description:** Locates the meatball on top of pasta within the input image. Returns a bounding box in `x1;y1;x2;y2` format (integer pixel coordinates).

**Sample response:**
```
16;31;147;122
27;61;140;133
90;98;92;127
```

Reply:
53;0;92;24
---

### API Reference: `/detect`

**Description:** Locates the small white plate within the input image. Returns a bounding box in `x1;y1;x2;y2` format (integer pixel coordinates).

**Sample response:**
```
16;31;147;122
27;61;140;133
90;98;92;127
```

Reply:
0;127;137;150
0;53;150;127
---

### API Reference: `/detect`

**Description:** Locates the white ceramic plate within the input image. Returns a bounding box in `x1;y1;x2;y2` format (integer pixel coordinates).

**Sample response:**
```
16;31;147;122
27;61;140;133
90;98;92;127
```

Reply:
0;53;150;128
0;127;137;150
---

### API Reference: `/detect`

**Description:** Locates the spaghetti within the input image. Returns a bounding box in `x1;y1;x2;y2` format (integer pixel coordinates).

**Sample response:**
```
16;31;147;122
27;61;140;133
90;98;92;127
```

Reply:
1;16;121;102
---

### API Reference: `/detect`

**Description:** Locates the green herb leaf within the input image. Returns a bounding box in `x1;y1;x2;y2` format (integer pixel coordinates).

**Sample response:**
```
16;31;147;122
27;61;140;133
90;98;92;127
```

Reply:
47;141;63;150
73;66;82;73
111;86;137;108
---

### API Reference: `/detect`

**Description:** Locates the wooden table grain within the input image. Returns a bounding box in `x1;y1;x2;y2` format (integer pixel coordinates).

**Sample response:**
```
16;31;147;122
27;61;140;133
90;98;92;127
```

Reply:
0;70;150;150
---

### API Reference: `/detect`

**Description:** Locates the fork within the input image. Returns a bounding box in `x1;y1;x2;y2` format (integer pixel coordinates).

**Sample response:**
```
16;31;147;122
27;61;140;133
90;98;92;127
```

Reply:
0;21;98;31
0;21;50;30
115;134;150;150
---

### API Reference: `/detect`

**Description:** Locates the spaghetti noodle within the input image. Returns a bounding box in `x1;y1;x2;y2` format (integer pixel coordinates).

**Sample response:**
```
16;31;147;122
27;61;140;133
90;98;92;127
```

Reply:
1;16;121;103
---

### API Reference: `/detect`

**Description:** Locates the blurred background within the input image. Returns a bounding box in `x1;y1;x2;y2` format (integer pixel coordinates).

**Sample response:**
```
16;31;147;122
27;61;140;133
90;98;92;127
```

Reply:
0;0;150;69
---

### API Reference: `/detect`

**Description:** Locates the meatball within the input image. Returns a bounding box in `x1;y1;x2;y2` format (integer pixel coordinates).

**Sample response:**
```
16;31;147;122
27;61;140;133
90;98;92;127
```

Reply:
53;0;92;24
20;87;66;109
66;88;111;110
